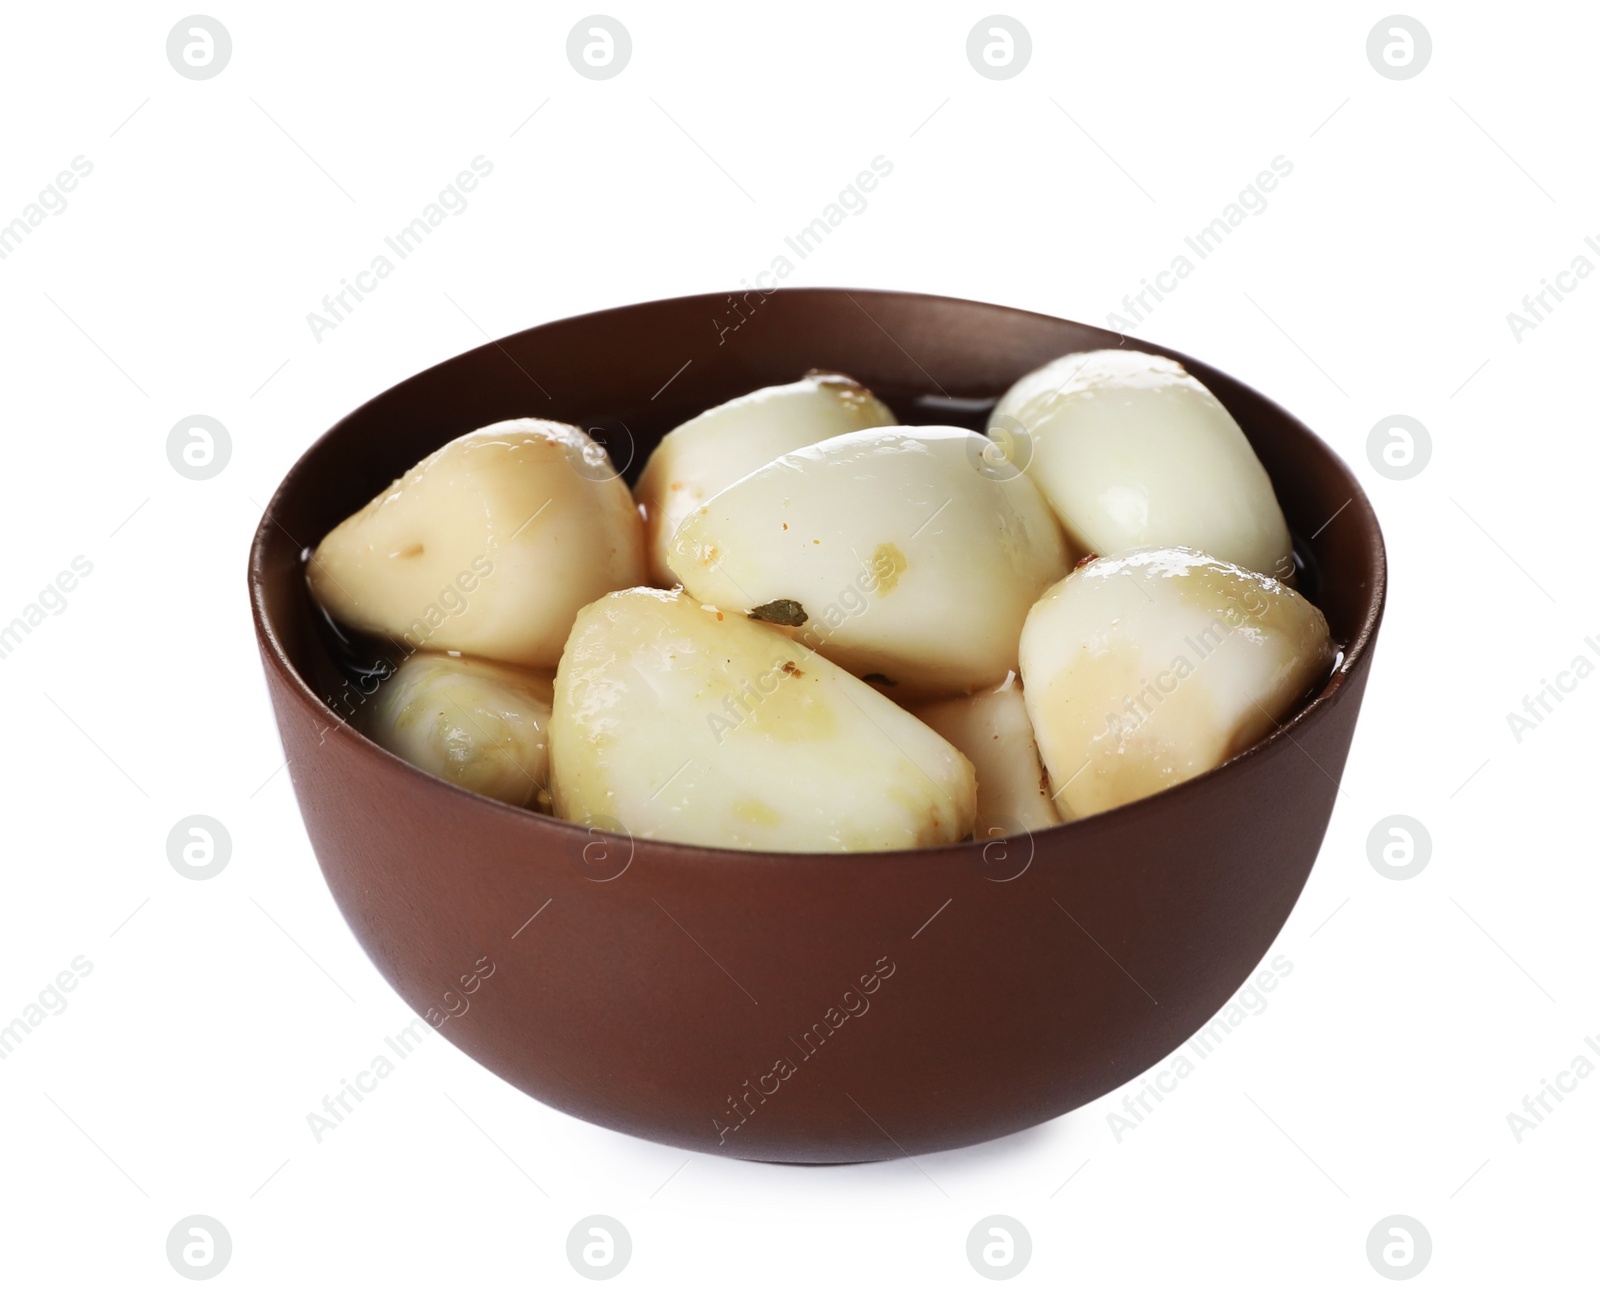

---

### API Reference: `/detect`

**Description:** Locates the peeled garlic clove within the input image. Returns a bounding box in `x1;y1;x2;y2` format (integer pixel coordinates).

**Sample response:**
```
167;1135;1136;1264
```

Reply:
369;652;554;809
989;350;1294;581
550;587;975;852
913;675;1063;836
668;426;1072;697
636;372;896;585
1018;546;1334;819
308;419;645;667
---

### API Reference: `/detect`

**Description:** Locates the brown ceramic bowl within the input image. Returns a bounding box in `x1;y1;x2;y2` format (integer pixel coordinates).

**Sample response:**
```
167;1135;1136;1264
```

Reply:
249;288;1385;1163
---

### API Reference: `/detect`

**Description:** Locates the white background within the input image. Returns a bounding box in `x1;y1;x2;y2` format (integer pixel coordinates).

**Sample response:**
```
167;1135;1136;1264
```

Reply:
1;1;1595;1290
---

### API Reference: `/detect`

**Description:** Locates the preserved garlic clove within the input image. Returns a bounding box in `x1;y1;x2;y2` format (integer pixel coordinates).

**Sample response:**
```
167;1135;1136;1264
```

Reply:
369;651;554;809
549;587;976;852
636;372;896;585
990;350;1294;581
1018;546;1333;819
668;426;1072;697
307;419;645;667
912;675;1063;836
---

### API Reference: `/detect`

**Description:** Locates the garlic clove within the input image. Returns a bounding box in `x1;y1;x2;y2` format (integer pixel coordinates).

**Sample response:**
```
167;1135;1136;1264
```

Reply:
913;674;1064;837
307;419;645;667
369;651;554;809
549;587;976;852
990;350;1294;581
636;372;897;585
668;426;1072;698
1018;546;1333;819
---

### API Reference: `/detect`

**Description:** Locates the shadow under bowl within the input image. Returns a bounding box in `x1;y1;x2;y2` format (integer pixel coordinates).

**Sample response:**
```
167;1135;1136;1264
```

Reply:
248;288;1386;1163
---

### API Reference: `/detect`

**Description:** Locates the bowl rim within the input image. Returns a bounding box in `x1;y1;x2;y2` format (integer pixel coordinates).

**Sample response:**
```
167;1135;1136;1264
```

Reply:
248;286;1387;864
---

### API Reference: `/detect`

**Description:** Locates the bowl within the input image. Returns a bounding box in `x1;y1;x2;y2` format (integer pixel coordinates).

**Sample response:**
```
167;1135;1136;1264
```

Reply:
249;288;1385;1163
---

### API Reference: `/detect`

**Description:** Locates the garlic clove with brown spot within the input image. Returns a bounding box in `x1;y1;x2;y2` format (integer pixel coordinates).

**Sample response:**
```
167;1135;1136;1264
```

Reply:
307;419;645;667
668;426;1073;697
1018;546;1334;819
636;372;897;585
549;587;975;851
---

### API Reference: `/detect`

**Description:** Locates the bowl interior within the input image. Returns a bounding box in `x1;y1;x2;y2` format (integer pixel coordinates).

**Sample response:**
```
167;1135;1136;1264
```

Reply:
252;288;1384;831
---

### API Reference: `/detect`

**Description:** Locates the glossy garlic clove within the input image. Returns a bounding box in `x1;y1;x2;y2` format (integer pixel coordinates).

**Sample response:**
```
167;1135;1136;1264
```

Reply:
668;426;1072;697
549;587;976;852
990;350;1294;581
1018;546;1334;819
307;419;645;667
369;651;555;809
912;674;1063;837
635;371;897;585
